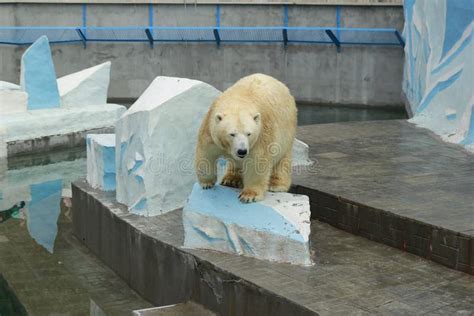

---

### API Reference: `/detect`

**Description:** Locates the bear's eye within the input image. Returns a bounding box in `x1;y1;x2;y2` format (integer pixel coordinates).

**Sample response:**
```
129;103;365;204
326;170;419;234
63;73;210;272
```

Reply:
247;133;251;136
229;133;236;137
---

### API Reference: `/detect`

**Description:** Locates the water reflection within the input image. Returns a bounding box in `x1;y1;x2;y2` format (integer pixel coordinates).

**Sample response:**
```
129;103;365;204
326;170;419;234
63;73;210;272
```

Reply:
0;148;153;314
0;202;25;224
0;150;85;253
0;274;27;316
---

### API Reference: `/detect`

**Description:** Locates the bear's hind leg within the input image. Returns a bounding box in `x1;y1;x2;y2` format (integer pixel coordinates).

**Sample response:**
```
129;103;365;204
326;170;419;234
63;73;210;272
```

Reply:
221;161;243;188
269;152;292;192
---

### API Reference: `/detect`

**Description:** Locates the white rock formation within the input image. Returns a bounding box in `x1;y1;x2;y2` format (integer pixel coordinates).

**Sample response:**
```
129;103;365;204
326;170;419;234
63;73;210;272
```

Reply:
0;81;21;90
0;39;122;158
58;62;111;108
0;91;28;114
87;134;116;191
0;81;28;114
115;76;221;216
292;139;313;167
183;183;312;266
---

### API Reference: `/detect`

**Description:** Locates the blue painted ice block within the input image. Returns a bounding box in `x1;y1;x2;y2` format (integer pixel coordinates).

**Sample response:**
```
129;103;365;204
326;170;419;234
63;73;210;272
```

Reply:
183;183;312;265
86;134;116;191
20;36;60;110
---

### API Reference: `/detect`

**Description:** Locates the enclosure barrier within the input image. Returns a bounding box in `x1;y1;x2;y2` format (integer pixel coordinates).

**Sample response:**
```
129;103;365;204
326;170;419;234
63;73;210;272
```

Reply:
0;5;404;50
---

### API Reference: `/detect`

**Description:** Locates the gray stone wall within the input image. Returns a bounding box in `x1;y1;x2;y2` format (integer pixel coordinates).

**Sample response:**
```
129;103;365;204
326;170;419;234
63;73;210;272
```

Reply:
0;3;405;106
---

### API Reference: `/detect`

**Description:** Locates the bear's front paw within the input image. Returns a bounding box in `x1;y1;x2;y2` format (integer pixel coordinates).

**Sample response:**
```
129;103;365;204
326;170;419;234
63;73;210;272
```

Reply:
221;174;243;188
199;180;216;190
239;189;264;203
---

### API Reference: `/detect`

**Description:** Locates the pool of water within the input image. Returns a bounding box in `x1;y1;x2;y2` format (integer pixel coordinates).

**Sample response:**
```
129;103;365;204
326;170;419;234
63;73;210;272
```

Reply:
0;149;151;315
0;104;407;313
0;274;26;316
116;99;408;126
297;104;407;125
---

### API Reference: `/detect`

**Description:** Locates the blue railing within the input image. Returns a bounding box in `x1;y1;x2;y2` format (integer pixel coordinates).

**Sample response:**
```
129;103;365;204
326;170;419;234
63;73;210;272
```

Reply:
0;5;405;50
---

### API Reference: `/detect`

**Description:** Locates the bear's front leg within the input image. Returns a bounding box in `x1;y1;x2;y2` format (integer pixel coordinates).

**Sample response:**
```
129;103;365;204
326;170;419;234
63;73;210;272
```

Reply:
195;144;219;189
239;157;272;203
221;160;243;188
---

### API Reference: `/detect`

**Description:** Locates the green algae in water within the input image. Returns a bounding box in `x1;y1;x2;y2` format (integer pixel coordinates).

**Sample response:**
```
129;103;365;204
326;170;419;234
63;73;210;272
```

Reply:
0;202;25;224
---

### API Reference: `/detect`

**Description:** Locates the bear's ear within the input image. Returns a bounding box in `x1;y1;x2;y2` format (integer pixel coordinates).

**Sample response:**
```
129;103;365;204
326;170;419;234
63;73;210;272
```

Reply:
215;113;223;123
253;113;261;123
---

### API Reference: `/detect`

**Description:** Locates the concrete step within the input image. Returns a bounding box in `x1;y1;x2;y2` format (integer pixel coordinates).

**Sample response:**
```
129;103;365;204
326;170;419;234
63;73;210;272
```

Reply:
293;120;474;274
72;180;474;315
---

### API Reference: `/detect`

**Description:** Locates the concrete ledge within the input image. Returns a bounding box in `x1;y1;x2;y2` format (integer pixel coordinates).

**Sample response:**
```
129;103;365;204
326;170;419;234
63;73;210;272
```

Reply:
7;127;114;157
72;180;316;316
1;103;126;158
293;120;474;275
72;179;474;314
293;186;474;275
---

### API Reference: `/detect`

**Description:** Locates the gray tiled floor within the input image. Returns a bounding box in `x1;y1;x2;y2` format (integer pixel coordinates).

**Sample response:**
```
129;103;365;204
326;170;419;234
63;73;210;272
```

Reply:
211;219;474;314
293;120;474;235
0;200;152;315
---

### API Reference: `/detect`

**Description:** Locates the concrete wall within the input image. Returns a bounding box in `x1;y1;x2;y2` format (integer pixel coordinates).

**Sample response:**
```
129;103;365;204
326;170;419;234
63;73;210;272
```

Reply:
0;3;405;106
0;5;19;85
403;0;474;152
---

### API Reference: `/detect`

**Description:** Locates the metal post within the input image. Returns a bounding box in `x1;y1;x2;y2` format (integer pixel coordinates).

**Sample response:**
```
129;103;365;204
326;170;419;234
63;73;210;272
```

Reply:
145;29;154;48
283;5;288;46
76;28;87;48
148;2;154;27
325;29;341;52
147;3;154;48
335;5;341;52
394;30;405;47
81;3;87;48
214;5;221;47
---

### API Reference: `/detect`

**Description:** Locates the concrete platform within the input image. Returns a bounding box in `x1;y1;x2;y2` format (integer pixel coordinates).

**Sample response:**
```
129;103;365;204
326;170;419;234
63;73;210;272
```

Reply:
72;180;474;315
1;104;125;157
293;120;474;274
6;127;114;157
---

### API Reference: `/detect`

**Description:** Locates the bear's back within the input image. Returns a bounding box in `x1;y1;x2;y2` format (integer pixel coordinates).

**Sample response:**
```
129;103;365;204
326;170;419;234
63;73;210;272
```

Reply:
227;73;296;116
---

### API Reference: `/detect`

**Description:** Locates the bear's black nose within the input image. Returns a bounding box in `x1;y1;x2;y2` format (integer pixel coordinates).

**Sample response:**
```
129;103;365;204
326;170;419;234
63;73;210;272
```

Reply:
237;149;247;158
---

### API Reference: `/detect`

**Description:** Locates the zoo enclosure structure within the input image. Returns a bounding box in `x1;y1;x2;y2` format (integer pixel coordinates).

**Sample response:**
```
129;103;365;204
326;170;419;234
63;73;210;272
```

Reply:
0;4;405;51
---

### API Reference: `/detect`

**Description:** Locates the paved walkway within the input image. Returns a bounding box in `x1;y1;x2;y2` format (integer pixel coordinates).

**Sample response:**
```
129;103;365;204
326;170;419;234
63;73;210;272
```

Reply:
293;120;474;273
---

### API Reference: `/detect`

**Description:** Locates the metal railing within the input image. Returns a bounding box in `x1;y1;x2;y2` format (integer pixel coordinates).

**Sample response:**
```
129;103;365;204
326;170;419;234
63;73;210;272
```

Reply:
0;5;405;50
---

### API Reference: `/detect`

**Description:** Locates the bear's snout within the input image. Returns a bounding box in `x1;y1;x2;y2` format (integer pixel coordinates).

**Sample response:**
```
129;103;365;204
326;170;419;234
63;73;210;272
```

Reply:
237;149;248;158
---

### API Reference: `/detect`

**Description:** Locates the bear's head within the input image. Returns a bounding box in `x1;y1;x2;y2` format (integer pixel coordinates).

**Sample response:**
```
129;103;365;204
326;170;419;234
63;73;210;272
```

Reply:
210;105;261;161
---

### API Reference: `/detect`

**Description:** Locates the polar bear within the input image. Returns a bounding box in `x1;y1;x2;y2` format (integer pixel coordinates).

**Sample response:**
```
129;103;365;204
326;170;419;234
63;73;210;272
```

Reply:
195;73;297;203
